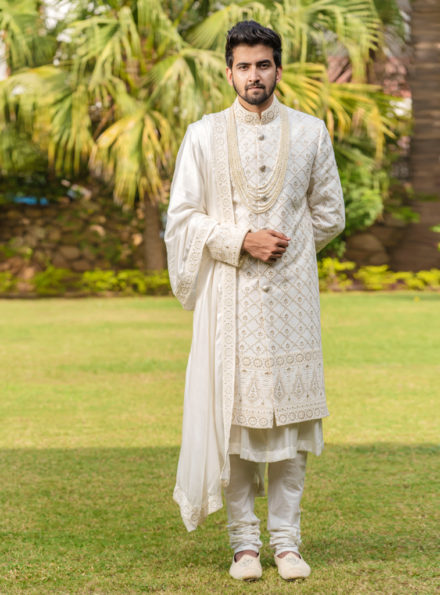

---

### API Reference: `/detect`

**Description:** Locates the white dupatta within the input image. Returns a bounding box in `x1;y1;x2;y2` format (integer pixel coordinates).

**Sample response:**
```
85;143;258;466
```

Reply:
165;110;239;531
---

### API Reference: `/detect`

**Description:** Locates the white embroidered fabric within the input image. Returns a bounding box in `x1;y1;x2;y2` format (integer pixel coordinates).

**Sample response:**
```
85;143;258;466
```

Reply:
229;419;323;463
165;100;344;531
230;97;344;429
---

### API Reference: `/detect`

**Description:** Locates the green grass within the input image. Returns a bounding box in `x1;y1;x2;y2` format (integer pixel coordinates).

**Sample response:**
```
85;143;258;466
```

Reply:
0;294;439;594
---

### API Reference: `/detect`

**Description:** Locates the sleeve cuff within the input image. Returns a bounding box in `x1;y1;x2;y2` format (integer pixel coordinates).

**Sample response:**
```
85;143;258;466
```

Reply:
206;224;250;267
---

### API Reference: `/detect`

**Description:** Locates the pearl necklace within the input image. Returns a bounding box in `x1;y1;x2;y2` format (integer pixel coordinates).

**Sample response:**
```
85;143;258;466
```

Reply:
227;101;290;214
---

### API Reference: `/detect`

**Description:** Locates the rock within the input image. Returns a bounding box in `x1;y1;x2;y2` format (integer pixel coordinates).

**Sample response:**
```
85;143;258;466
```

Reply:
89;224;106;237
8;256;25;274
59;245;81;260
71;259;91;272
48;229;62;242
346;233;384;253
82;247;96;261
382;213;408;228
51;253;69;268
23;234;38;248
370;225;401;248
367;251;390;265
16;280;33;292
344;248;370;264
21;266;37;280
132;233;143;246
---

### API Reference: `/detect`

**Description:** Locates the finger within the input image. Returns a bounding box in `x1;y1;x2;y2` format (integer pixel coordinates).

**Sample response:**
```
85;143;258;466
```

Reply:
269;230;290;240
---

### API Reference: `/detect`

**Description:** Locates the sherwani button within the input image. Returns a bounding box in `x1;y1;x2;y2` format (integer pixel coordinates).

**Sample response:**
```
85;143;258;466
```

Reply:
260;165;266;172
262;285;270;292
258;134;264;140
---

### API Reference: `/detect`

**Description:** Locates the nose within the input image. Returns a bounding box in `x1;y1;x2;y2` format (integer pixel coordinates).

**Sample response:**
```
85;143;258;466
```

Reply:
248;66;260;82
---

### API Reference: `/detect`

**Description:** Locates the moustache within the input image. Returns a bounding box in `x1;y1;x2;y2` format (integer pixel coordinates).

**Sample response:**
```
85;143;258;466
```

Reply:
246;84;265;90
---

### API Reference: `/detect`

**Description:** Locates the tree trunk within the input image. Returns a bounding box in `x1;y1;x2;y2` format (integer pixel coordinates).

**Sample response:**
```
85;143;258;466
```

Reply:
390;0;440;271
409;0;440;196
143;198;166;270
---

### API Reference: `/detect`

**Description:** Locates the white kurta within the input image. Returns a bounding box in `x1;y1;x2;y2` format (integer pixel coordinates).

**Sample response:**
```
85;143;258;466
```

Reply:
165;97;344;531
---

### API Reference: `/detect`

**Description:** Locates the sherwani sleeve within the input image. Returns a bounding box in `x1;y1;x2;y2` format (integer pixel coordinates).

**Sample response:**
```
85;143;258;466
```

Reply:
306;121;345;252
165;122;249;310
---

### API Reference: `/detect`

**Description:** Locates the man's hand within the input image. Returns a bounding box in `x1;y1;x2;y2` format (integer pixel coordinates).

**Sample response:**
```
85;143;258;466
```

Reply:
242;229;290;263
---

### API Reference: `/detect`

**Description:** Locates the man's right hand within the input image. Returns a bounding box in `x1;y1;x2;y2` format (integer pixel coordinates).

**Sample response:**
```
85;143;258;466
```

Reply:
242;229;290;263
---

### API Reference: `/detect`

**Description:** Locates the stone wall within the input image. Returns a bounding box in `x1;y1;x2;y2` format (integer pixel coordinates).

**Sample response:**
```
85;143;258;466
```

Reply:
344;214;409;267
0;193;145;291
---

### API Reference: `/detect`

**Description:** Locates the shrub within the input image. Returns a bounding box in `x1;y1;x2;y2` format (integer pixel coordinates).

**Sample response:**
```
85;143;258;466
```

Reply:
353;265;397;291
81;270;119;293
1;264;439;297
32;266;81;296
0;272;16;293
318;258;355;291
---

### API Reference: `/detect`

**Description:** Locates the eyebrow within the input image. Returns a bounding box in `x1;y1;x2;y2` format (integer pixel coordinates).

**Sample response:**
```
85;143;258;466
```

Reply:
235;60;273;67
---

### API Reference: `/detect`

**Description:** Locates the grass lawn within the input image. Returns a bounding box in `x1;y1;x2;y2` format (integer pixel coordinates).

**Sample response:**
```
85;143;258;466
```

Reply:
0;294;439;594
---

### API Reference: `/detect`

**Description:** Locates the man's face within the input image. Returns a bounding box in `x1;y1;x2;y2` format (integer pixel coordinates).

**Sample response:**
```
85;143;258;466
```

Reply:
226;43;282;109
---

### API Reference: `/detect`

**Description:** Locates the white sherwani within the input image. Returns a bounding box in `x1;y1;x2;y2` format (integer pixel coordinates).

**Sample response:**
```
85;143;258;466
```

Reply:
165;96;344;531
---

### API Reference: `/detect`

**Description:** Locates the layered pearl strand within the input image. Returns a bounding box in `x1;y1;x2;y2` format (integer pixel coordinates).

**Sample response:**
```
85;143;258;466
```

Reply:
227;101;289;214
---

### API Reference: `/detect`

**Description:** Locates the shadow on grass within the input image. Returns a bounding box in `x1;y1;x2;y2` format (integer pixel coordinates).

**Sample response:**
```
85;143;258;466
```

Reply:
0;443;438;590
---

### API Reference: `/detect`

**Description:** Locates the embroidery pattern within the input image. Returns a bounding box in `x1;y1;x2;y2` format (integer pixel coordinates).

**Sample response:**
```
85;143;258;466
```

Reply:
232;109;342;428
171;218;215;309
206;223;249;267
173;485;223;532
212;110;237;473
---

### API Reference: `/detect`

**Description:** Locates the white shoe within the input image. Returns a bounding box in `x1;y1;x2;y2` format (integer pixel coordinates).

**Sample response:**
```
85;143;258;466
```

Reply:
229;553;262;581
274;552;311;580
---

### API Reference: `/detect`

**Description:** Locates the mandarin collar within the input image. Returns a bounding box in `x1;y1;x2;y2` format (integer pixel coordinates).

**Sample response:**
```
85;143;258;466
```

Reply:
233;95;280;125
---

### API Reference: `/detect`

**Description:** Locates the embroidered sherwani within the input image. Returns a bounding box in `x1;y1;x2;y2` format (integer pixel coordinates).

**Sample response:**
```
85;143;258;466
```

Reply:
165;96;345;531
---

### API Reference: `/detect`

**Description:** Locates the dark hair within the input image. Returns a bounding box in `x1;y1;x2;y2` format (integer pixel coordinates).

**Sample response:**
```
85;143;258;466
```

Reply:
225;20;282;69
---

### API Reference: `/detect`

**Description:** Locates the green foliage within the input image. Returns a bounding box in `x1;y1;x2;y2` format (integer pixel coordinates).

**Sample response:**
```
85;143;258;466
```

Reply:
335;139;389;235
0;0;406;218
32;266;81;296
353;265;440;291
80;270;119;292
25;267;172;296
81;269;171;295
2;264;440;297
317;257;355;291
353;264;397;290
0;272;16;293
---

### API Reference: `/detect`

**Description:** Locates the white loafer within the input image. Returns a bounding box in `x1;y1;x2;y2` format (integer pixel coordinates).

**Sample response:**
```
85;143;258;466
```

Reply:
229;553;262;581
274;552;311;580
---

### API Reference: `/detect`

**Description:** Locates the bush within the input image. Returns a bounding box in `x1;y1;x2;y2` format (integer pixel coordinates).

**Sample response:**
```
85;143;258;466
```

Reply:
81;270;119;293
0;272;16;293
80;269;171;295
318;258;355;291
0;265;439;297
33;266;81;296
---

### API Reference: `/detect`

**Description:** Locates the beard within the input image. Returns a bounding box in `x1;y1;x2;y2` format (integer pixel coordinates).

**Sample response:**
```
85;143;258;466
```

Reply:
232;74;278;106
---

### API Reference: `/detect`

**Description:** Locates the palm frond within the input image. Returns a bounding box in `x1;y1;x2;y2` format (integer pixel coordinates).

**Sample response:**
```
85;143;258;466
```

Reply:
91;107;175;205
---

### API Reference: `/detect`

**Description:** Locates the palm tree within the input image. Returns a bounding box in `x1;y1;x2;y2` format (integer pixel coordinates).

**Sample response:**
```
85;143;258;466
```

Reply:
0;0;404;268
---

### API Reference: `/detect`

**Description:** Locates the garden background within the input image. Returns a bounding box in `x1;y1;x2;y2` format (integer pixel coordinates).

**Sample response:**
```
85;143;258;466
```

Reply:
0;0;439;593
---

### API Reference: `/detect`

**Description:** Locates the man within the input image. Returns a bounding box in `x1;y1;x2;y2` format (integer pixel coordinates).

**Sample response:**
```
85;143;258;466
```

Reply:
165;20;344;581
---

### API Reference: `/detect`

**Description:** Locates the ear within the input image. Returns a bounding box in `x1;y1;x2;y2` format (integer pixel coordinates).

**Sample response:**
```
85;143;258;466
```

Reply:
226;66;233;87
276;66;283;84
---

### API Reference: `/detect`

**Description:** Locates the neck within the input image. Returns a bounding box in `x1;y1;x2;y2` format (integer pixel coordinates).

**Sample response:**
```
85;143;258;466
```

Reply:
237;94;275;116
